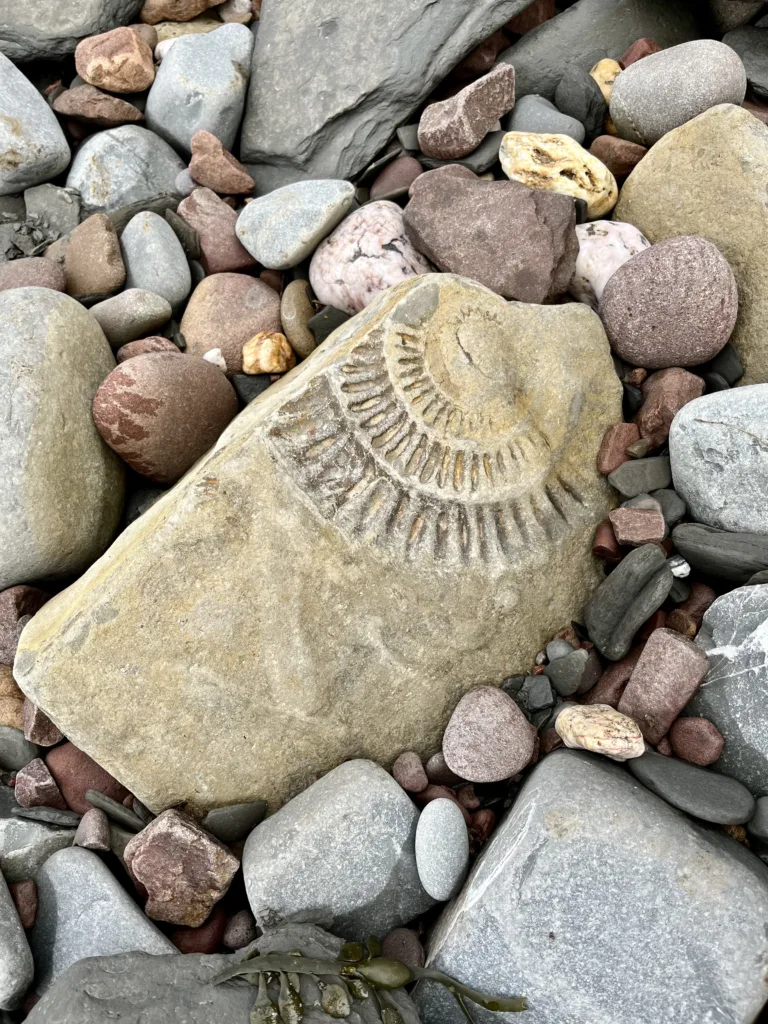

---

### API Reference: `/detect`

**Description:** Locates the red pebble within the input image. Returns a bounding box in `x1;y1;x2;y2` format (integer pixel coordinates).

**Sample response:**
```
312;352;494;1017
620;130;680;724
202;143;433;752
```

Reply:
598;422;641;475
45;741;129;814
593;519;624;562
506;0;555;34
469;808;496;843
9;879;37;929
678;583;717;626
620;37;662;68
413;784;471;824
583;645;644;708
171;907;227;953
656;736;673;756
669;717;724;766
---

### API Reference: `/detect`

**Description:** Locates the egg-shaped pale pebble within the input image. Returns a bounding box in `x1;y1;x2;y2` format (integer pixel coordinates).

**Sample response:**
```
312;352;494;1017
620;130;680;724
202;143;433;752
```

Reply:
569;220;651;310
499;132;618;219
309;200;432;315
555;704;645;761
414;798;469;902
590;58;622;105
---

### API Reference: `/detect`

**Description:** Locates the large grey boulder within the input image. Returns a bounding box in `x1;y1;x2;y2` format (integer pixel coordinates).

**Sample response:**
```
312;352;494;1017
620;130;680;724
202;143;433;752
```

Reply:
496;0;703;101
0;784;75;883
67;126;185;216
240;0;535;180
24;924;421;1024
243;760;435;939
0;54;70;197
0;872;33;1010
30;846;175;995
415;749;768;1024
0;289;124;591
0;0;143;62
687;586;768;795
670;386;768;536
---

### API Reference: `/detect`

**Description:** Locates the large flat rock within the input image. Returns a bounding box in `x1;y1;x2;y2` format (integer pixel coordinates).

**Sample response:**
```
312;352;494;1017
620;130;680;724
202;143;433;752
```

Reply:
416;749;768;1024
14;275;620;814
240;0;533;180
0;0;143;62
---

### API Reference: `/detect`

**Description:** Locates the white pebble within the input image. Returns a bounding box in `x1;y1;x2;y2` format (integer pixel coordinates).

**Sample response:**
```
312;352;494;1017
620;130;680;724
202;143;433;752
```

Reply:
203;348;227;371
668;555;691;578
569;220;650;310
154;38;177;62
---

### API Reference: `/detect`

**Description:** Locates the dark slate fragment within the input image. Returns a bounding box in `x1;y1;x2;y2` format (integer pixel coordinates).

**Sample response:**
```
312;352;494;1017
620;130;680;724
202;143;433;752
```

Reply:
584;544;674;661
709;342;744;385
11;806;81;827
418;130;506;173
165;208;201;261
555;63;607;141
85;790;144;832
544;648;601;696
308;305;351;346
231;373;273;407
202;800;267;843
608;456;671;497
627;749;755;825
672;524;768;583
722;27;768;101
702;372;730;393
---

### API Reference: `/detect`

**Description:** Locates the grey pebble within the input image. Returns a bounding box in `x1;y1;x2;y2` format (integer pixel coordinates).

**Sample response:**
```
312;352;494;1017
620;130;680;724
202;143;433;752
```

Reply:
544;648;601;696
708;342;744;385
164;208;201;261
554;64;606;141
722;27;768;101
650;488;686;528
0;872;33;1010
504;93;585;143
0;0;143;62
0;784;75;883
608;456;672;497
627;749;755;824
546;639;576;662
397;124;421;151
747;796;768;841
231;374;272;406
11;807;81;828
672;524;768;583
749;570;768;586
517;675;555;712
308;305;351;346
89;289;172;348
415;798;468;902
24;185;81;238
670;578;691;603
202;800;267;844
121;211;191;311
0;727;40;772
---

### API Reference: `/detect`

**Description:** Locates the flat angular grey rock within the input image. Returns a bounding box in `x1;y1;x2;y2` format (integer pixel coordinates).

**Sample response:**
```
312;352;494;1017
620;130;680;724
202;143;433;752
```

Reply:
243;759;434;939
504;93;585;143
0;873;33;1010
415;749;768;1024
146;25;254;155
67;126;185;216
240;0;535;179
0;0;142;62
236;179;356;269
0;784;75;884
0;54;70;197
609;40;747;147
670;386;768;535
496;0;703;101
686;586;768;795
672;523;768;582
30;846;175;995
121;212;191;311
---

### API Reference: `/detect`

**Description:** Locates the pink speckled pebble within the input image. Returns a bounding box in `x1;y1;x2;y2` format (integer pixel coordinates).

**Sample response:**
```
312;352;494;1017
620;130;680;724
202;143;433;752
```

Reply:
442;685;534;783
309;201;431;315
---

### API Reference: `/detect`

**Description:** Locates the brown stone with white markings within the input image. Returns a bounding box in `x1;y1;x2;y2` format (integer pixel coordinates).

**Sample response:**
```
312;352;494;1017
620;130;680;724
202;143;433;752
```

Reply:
418;64;516;159
75;27;155;94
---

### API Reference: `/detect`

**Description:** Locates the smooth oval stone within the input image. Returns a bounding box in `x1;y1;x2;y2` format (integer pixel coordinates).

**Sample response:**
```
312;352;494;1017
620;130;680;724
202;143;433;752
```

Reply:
569;220;650;310
555;704;645;760
236;179;356;270
505;93;585;142
280;279;316;359
500;131;617;218
628;748;755;824
202;801;267;843
121;211;192;310
0;53;70;197
93;352;239;483
443;686;534;783
723;27;768;101
600;236;738;369
669;385;768;535
145;23;254;153
0;288;125;590
610;40;747;146
309;201;431;315
67;125;185;215
90;289;172;347
415;798;469;902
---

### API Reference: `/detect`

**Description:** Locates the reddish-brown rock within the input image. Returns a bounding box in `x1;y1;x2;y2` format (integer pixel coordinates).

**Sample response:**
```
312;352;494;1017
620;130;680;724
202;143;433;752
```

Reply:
45;742;129;815
382;928;425;969
65;214;126;299
442;686;535;783
22;700;64;747
171;907;228;952
665;608;697;640
506;0;555;34
589;136;647;179
75;27;155;94
141;0;218;24
669;717;724;766
597;422;640;475
14;758;68;810
0;258;66;293
635;368;705;449
73;807;111;850
93;352;239;484
744;99;768;126
678;583;717;626
9;880;37;930
618;628;709;744
412;784;471;824
116;336;181;363
418;64;516;159
124;809;239;926
592;519;624;562
620;37;662;68
0;586;49;666
584;646;644;708
392;751;428;793
608;507;666;546
0;666;24;729
404;166;577;304
53;85;145;128
656;736;673;756
370;156;424;200
189;131;254;194
424;751;463;787
177;189;257;275
453;29;509;79
181;273;282;373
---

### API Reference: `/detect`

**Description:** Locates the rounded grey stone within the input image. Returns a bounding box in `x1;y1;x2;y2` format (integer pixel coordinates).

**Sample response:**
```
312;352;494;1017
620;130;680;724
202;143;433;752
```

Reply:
0;872;33;1010
505;93;585;143
723;27;768;101
747;795;768;841
0;288;125;590
0;0;143;62
609;40;747;146
650;488;686;528
30;846;175;995
0;727;40;772
242;759;434;940
546;638;576;662
608;457;671;497
145;24;254;154
0;53;70;197
235;179;356;270
627;748;755;824
669;385;768;535
415;798;469;901
66;126;185;216
89;289;172;347
121;212;192;310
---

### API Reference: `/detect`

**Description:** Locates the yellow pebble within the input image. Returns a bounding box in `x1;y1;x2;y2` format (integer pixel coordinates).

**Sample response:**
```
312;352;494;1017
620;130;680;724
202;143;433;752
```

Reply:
590;58;622;105
242;332;296;375
499;132;618;218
